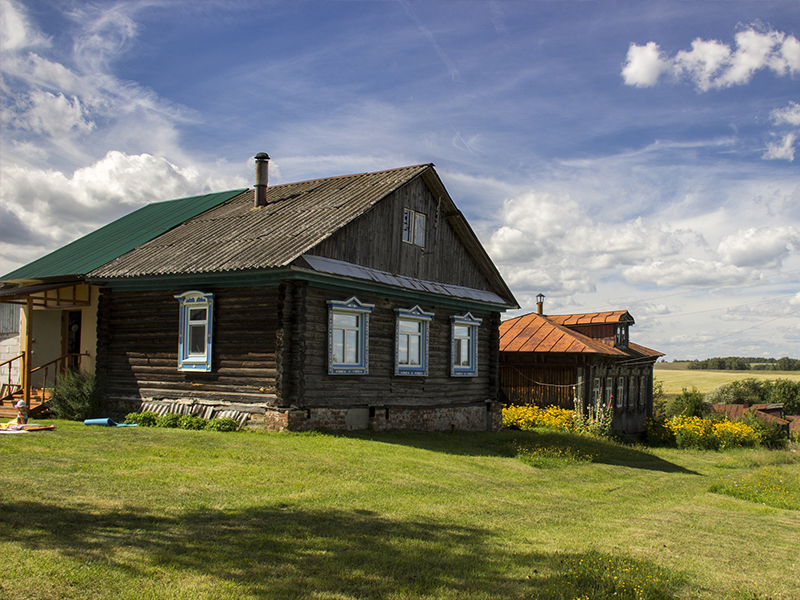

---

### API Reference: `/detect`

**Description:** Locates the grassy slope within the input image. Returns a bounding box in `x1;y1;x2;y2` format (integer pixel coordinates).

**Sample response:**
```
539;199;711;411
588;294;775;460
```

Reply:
654;364;800;395
1;422;798;600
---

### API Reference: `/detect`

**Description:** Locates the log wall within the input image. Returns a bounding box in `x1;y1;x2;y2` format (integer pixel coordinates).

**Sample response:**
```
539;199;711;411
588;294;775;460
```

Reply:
298;284;499;408
97;286;281;407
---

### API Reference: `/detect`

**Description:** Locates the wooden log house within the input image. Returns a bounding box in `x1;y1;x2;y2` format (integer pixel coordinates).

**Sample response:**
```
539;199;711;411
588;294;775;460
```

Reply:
1;159;518;431
499;296;662;433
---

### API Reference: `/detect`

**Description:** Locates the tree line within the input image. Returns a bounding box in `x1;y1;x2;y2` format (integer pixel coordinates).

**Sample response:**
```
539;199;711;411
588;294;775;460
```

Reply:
686;357;800;371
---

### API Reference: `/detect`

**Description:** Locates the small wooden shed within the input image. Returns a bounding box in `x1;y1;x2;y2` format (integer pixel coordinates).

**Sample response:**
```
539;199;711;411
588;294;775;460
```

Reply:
1;161;518;431
499;303;662;433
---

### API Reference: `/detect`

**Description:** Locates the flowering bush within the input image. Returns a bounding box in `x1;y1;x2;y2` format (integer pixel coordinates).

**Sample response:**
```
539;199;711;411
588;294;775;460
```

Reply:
573;398;613;438
648;415;760;450
711;419;759;449
502;404;575;431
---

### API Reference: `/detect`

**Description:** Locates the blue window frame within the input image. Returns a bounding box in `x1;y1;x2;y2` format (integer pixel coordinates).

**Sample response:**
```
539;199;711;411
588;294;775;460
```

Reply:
450;312;481;377
394;305;434;376
175;291;214;372
328;297;375;375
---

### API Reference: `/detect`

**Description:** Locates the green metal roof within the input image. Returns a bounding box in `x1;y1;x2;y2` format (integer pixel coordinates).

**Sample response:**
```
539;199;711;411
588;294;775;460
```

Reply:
2;189;247;281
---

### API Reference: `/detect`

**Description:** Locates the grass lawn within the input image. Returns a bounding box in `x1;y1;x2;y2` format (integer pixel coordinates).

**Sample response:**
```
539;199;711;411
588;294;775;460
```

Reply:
2;422;799;600
653;364;800;395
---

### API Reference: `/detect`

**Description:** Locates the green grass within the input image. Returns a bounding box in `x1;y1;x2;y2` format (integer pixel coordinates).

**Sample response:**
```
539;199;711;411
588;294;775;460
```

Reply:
1;422;799;600
653;364;800;395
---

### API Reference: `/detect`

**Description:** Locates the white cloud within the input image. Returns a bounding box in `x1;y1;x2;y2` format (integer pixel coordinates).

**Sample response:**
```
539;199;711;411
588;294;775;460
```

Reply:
14;90;95;136
622;26;800;91
771;101;800;126
716;227;799;268
623;258;752;287
0;0;50;52
763;132;797;161
621;41;668;87
0;151;247;272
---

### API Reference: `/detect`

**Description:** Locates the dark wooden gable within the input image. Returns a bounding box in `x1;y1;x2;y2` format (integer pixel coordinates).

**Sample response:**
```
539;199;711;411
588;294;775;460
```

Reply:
305;175;494;293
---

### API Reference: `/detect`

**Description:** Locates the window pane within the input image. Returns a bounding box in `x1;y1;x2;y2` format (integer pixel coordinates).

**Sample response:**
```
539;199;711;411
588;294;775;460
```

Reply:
399;334;409;364
333;313;358;328
332;329;344;363
454;337;471;367
454;325;469;338
399;319;421;334
189;324;206;355
409;335;420;365
345;329;359;364
189;308;206;322
414;212;426;246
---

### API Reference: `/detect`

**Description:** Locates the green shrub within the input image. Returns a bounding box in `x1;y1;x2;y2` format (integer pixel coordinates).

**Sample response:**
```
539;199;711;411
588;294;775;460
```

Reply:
740;412;788;449
765;379;800;415
156;413;182;428
178;414;206;430
123;411;159;427
666;387;707;418
48;369;102;421
204;417;240;432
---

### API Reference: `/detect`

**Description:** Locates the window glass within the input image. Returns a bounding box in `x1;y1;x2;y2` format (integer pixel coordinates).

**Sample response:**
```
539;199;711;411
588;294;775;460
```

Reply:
414;212;426;246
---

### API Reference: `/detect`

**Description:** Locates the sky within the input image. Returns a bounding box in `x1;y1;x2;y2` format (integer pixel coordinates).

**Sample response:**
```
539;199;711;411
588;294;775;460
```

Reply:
1;0;799;361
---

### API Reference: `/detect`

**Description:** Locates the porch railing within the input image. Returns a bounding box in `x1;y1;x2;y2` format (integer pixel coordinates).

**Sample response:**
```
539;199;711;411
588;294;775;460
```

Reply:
30;353;87;404
0;353;24;400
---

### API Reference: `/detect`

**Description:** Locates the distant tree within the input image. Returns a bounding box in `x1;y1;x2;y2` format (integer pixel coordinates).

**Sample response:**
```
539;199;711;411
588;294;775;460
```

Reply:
705;379;768;405
776;356;800;371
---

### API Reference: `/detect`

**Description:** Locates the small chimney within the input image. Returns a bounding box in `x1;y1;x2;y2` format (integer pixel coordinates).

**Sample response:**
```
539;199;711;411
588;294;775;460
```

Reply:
254;152;270;207
536;293;545;315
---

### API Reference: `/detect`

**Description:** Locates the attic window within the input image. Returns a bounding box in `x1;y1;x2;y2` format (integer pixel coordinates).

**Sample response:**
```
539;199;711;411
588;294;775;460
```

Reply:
615;325;628;348
402;208;426;247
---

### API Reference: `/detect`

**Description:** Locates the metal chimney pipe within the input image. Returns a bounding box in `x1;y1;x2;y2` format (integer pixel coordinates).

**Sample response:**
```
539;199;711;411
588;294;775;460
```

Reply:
536;293;545;315
254;152;270;207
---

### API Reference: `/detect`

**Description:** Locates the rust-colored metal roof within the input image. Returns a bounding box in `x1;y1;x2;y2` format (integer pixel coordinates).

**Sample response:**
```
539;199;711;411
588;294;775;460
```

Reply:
499;311;663;360
549;310;634;327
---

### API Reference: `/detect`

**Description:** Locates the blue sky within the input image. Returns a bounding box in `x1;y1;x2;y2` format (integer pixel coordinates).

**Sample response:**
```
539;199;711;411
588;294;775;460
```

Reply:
1;0;799;360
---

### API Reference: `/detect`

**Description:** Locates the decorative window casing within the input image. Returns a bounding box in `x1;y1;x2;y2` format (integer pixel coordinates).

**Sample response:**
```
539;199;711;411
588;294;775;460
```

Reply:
450;312;481;377
395;306;434;376
593;377;602;405
402;208;426;247
630;376;639;407
328;297;375;375
639;376;648;407
607;377;616;407
175;291;214;372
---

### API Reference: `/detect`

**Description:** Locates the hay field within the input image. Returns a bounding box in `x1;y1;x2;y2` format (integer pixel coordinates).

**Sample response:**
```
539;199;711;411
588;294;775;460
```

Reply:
654;363;800;395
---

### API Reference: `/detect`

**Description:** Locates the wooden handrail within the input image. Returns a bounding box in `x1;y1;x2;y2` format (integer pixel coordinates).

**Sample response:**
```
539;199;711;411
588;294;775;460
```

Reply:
1;353;24;400
29;353;85;376
30;353;88;407
0;353;24;371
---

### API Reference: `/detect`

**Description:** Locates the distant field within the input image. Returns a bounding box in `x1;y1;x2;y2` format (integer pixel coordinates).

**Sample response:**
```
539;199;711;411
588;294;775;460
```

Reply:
654;362;800;395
